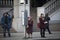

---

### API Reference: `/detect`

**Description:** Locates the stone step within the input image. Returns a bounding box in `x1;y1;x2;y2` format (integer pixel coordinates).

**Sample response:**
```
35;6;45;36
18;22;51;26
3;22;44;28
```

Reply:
33;23;60;32
0;23;60;32
0;25;17;33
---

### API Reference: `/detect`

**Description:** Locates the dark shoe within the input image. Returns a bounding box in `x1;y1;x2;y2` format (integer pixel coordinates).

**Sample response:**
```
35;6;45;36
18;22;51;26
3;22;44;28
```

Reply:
3;34;6;37
41;35;43;37
30;37;32;38
41;36;46;38
8;35;11;37
26;36;30;39
28;37;30;38
4;35;6;37
8;34;11;37
9;36;11;37
43;36;46;38
42;35;46;38
49;33;52;34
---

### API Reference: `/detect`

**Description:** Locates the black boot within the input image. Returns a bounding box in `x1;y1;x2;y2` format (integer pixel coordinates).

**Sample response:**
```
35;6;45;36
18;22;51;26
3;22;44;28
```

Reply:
3;34;6;37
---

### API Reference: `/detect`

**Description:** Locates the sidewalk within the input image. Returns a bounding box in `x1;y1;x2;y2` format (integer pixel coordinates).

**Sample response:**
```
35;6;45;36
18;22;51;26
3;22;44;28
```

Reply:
0;31;60;40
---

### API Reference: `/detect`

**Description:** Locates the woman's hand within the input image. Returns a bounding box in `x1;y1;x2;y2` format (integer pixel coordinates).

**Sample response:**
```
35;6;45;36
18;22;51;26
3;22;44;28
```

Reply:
44;21;48;24
26;25;29;28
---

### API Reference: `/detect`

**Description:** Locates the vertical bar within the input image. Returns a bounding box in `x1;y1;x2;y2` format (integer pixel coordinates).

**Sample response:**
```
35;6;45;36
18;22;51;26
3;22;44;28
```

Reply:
5;0;7;5
12;0;13;6
51;3;53;10
2;0;3;5
56;0;59;5
51;4;52;11
46;7;48;13
48;6;49;13
24;0;26;38
6;0;7;6
47;7;49;13
11;0;13;6
7;0;9;6
49;4;52;11
1;0;2;5
5;0;6;5
3;0;5;5
0;0;1;5
11;0;12;6
9;0;10;6
58;0;59;4
25;0;28;4
55;1;57;7
9;0;11;6
10;0;11;6
45;8;47;14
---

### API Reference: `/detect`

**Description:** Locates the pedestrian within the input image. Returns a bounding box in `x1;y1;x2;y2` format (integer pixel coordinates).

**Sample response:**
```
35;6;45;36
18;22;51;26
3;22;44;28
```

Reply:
45;13;52;34
1;12;12;37
26;17;33;38
39;13;46;37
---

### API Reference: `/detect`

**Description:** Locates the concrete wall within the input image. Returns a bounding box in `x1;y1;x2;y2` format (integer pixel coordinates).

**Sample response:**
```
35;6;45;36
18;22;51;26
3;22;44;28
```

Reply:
50;9;60;20
37;7;60;31
49;8;60;23
37;7;45;23
0;8;12;24
37;7;60;23
12;0;30;32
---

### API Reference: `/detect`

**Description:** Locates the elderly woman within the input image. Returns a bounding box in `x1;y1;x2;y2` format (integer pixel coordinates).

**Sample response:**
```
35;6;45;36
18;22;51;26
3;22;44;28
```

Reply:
26;17;33;38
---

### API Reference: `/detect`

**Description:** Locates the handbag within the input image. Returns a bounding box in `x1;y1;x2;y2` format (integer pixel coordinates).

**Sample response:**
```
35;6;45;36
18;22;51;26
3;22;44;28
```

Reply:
37;22;40;28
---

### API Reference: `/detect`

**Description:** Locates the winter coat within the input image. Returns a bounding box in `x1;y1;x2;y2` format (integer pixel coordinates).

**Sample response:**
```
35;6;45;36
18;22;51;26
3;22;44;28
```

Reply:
1;15;12;29
39;17;46;29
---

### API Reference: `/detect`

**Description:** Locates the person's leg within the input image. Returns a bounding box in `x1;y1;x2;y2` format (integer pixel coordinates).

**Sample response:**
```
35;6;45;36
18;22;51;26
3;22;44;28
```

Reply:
30;33;32;38
43;28;45;37
47;26;51;34
30;32;32;38
3;27;6;37
30;27;33;38
27;31;30;38
40;28;43;37
7;28;11;37
28;33;30;38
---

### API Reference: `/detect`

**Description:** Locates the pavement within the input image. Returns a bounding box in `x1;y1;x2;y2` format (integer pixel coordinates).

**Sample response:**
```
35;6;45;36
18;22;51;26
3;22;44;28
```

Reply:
0;31;60;40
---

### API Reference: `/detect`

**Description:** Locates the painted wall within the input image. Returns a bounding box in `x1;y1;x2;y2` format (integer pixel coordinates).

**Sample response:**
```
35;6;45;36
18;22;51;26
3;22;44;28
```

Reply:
37;7;45;23
49;9;60;23
50;9;60;20
12;0;30;32
0;8;12;24
37;7;60;23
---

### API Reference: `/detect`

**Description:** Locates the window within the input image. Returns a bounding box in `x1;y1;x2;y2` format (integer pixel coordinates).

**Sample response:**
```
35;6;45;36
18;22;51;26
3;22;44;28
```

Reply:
25;0;28;4
20;0;24;4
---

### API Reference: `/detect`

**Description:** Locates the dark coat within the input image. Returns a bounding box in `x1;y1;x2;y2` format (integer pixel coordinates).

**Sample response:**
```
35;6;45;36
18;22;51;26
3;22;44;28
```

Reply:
45;16;50;23
39;17;45;29
45;16;50;27
1;15;12;29
26;20;33;34
28;20;33;26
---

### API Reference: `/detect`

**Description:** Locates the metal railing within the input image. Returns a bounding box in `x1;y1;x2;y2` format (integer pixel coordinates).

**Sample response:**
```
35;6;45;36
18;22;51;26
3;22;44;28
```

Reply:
0;0;13;7
45;0;60;15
